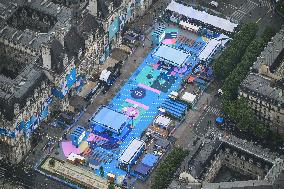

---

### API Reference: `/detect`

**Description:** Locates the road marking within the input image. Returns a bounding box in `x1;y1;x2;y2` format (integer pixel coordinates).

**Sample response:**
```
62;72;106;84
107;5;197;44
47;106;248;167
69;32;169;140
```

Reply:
248;0;258;6
256;17;262;23
256;9;272;23
230;0;257;21
258;0;271;8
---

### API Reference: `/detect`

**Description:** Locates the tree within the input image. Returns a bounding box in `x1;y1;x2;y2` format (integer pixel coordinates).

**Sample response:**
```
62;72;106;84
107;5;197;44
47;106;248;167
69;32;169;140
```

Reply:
254;123;267;138
151;148;189;189
221;27;275;103
108;183;115;189
49;158;55;167
276;0;284;15
220;27;276;140
99;166;104;177
213;23;259;81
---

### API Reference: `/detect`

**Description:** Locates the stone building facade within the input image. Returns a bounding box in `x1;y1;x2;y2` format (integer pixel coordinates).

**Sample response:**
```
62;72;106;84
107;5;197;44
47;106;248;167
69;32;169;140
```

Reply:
0;0;151;163
170;139;284;189
239;26;284;133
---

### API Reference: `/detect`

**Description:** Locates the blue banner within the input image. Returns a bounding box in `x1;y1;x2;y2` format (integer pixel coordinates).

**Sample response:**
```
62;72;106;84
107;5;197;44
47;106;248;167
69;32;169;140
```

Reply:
104;45;110;58
109;17;119;41
127;6;132;19
52;68;77;98
0;128;16;138
66;68;77;89
52;88;65;99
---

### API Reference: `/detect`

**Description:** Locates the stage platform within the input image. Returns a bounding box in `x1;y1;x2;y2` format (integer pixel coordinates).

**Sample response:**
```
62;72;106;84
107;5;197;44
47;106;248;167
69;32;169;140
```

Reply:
152;45;190;67
91;107;128;134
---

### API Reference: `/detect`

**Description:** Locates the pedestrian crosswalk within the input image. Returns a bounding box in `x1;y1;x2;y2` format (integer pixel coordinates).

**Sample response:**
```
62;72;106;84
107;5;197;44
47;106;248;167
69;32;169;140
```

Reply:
0;168;6;178
258;0;271;8
240;0;257;13
230;0;257;21
205;106;224;117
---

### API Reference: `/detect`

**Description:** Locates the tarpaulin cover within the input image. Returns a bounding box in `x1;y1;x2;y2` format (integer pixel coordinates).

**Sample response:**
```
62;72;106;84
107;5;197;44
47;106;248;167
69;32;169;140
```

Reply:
134;163;152;175
92;107;128;133
141;154;158;167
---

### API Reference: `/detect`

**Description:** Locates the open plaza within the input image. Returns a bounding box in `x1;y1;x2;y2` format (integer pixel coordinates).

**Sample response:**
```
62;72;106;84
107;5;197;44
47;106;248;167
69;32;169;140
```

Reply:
38;1;237;188
0;0;283;188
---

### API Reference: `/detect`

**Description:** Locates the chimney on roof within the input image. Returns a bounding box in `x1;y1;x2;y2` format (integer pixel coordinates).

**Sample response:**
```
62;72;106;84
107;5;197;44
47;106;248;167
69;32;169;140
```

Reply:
88;0;98;17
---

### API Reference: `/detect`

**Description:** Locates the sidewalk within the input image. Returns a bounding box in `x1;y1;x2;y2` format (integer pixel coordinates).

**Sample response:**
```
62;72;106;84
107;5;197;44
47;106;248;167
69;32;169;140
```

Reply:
173;92;212;147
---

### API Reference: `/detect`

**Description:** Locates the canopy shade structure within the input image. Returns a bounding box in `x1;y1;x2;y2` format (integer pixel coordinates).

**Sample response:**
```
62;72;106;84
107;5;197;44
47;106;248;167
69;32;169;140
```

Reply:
166;1;237;33
91;107;128;134
181;92;197;104
179;21;200;32
152;45;190;67
198;39;220;61
154;115;172;128
99;70;111;82
141;154;159;167
119;138;145;165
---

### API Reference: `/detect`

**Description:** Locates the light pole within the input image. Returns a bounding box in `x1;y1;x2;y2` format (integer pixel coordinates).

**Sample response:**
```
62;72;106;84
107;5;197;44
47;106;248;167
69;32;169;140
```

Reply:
129;110;136;128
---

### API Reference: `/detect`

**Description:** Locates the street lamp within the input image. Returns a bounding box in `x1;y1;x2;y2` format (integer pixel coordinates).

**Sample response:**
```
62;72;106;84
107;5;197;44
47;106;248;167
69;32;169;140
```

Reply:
129;110;136;129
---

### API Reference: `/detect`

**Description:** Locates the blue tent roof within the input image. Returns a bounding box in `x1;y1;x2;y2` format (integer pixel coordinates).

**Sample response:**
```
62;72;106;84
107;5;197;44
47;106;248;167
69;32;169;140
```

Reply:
216;117;224;124
141;154;158;167
91;107;128;133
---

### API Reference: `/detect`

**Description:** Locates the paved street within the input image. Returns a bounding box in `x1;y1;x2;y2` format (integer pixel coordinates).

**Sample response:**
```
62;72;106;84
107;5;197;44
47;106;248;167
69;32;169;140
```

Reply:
186;0;283;32
230;0;258;22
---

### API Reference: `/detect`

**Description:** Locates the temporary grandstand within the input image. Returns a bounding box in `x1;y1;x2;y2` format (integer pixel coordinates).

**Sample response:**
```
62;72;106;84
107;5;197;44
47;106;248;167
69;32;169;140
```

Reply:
70;126;86;147
161;98;188;119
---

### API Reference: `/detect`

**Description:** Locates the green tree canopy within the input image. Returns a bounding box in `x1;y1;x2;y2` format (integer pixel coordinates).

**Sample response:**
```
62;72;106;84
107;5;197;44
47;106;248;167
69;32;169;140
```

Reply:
151;148;188;189
108;183;115;189
99;166;104;177
213;23;259;81
221;27;275;139
276;0;284;15
49;158;55;167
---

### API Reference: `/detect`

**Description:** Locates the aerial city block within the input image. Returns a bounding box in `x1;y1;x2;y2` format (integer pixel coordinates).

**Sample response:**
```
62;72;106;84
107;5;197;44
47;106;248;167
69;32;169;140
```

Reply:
0;0;283;189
